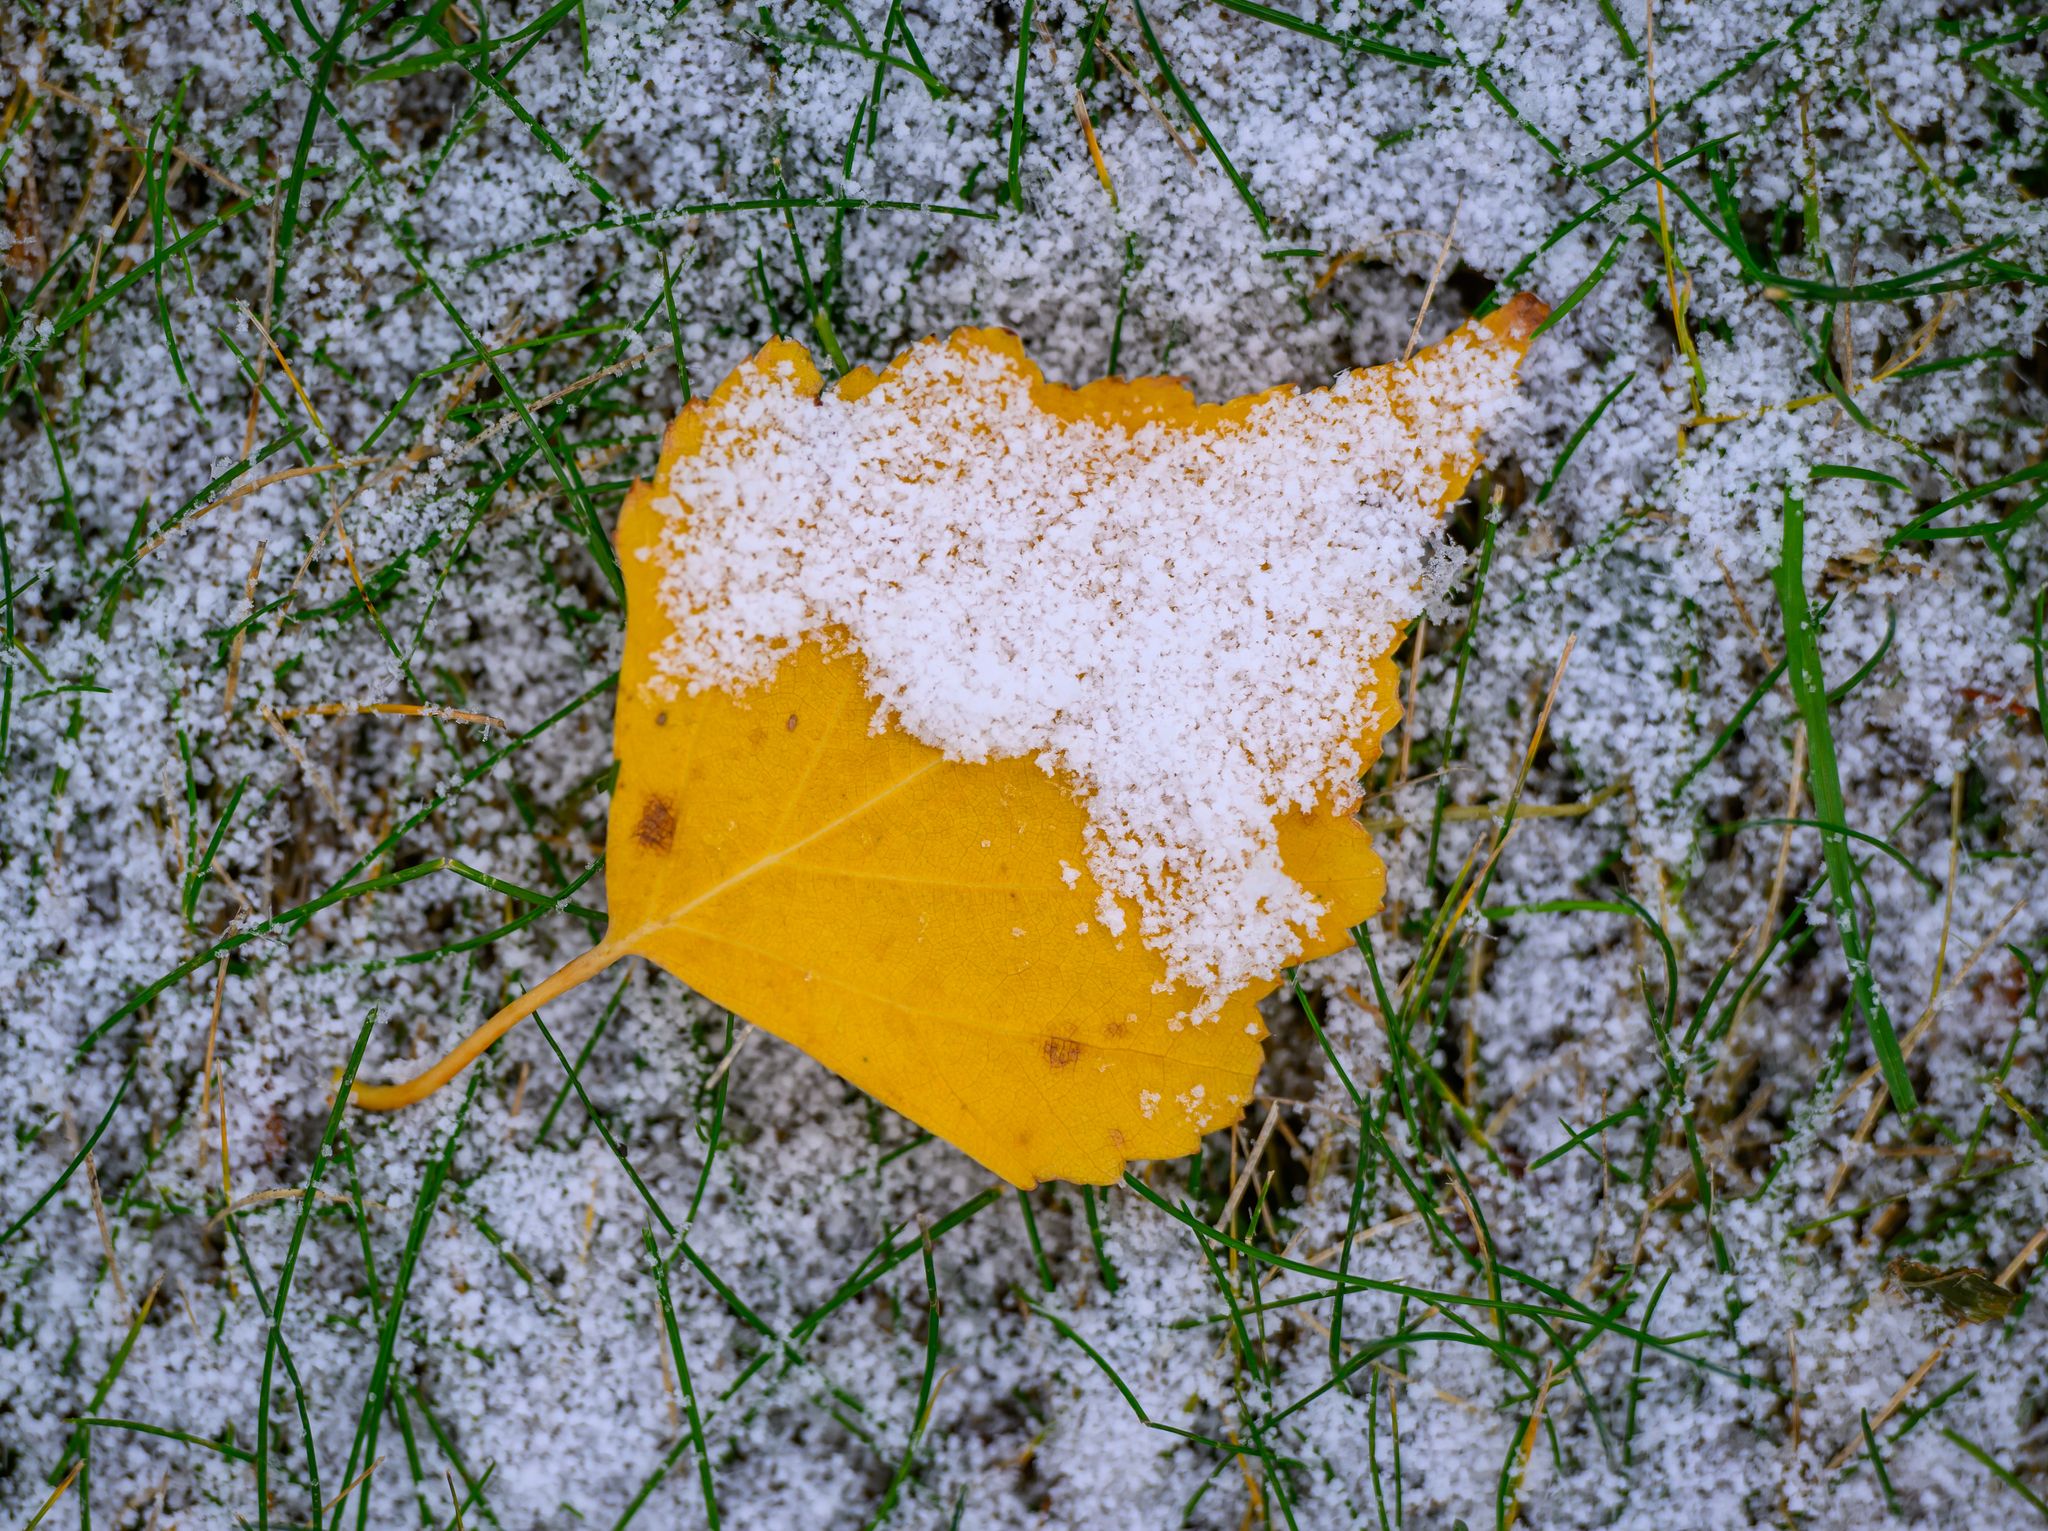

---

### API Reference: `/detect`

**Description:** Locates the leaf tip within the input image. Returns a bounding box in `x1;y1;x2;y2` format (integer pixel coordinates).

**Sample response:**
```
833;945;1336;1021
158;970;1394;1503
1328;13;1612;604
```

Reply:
1489;290;1551;346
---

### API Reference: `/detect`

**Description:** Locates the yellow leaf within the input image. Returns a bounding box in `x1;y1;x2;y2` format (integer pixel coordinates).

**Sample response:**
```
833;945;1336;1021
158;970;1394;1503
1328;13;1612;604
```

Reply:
354;298;1545;1188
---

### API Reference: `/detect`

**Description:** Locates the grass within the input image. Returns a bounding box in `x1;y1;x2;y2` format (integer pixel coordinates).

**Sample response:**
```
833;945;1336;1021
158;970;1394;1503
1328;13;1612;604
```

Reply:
1774;490;1914;1115
2;0;2047;1526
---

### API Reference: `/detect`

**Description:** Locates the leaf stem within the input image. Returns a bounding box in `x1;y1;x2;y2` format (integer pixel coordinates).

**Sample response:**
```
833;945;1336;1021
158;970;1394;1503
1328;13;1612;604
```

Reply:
352;941;625;1109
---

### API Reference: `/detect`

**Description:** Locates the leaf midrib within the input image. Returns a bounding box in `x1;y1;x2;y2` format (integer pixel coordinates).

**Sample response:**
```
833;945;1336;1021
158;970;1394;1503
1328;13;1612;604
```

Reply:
616;756;945;951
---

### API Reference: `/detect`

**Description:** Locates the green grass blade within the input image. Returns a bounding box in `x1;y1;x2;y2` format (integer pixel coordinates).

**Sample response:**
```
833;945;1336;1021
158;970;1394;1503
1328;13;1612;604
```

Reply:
1771;490;1914;1114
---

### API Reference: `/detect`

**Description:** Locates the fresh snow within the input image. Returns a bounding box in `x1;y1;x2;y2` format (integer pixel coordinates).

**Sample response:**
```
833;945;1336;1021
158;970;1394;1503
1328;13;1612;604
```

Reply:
651;328;1518;1002
2;0;2045;1527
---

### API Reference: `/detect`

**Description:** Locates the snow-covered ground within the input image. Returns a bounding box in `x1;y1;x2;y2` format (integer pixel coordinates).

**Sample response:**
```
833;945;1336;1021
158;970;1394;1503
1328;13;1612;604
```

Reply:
3;0;2045;1525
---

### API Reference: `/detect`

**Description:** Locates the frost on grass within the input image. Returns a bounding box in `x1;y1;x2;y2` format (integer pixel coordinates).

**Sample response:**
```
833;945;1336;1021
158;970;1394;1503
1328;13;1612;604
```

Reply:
652;332;1516;1001
2;0;2047;1526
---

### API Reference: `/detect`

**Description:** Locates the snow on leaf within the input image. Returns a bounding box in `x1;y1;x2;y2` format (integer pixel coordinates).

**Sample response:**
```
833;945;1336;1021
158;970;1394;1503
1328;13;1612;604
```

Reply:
353;300;1544;1188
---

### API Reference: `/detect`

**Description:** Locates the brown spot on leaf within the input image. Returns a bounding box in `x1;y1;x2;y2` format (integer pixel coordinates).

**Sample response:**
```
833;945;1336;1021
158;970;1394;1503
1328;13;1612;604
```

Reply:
654;711;668;727
1043;1036;1083;1068
786;713;800;731
634;794;676;852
